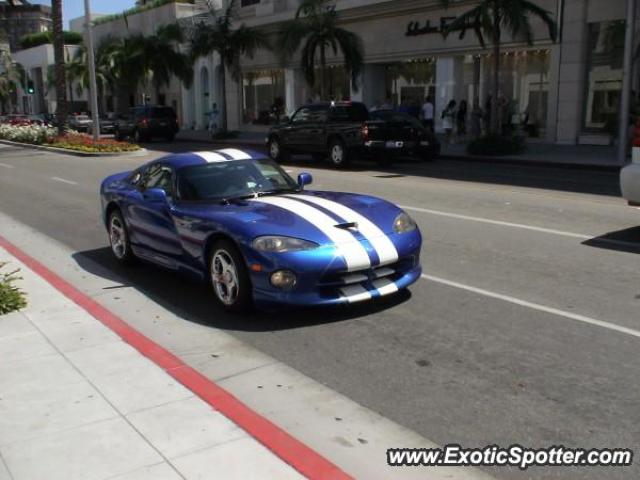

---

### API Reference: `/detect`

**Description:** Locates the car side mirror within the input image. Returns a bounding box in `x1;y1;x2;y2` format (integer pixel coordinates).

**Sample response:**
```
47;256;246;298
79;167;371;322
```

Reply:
297;172;313;189
144;187;168;203
280;115;290;124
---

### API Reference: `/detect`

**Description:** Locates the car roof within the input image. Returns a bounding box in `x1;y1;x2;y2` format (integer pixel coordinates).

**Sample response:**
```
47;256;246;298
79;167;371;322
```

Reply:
150;149;268;170
301;101;367;109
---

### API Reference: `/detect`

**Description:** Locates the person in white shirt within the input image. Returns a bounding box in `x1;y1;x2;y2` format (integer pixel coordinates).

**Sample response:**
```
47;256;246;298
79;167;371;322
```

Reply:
421;96;434;132
207;103;219;135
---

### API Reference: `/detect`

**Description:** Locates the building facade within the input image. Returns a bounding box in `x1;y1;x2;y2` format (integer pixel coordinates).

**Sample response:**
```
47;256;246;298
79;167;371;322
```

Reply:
0;0;52;53
229;0;640;145
13;43;86;114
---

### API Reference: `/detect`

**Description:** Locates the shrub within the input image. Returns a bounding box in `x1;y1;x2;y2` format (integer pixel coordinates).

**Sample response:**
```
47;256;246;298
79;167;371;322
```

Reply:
0;262;27;315
20;31;82;49
48;133;141;153
0;123;56;145
93;0;194;26
467;134;526;156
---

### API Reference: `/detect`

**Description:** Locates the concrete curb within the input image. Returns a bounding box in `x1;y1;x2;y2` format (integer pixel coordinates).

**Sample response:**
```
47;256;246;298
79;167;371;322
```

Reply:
0;139;148;157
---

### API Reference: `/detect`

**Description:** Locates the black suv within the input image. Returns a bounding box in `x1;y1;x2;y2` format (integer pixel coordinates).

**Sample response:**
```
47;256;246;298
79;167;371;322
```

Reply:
115;106;179;142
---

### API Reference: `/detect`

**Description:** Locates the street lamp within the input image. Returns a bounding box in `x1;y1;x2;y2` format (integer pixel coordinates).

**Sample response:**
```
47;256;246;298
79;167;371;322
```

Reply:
84;0;100;140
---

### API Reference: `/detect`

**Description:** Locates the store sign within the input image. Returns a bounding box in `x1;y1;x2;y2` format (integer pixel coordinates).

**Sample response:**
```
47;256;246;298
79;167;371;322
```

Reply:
405;16;468;37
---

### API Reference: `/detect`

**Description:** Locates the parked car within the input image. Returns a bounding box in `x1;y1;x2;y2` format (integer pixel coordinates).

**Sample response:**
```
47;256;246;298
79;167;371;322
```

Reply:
100;149;422;311
97;114;117;135
266;101;439;168
367;109;440;160
114;106;179;142
267;101;370;167
69;114;93;132
621;156;640;207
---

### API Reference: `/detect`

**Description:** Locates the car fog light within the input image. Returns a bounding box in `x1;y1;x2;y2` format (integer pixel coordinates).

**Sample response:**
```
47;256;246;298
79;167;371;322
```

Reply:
270;270;297;289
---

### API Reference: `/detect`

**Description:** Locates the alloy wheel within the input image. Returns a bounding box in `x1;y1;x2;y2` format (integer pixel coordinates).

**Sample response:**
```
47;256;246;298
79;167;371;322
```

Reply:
211;249;239;306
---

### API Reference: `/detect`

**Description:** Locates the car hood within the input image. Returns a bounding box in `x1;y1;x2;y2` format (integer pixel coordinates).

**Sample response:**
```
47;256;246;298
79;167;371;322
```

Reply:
176;190;404;245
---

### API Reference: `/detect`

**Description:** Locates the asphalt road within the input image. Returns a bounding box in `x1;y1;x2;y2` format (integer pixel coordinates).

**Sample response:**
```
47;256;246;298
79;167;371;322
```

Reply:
1;141;639;479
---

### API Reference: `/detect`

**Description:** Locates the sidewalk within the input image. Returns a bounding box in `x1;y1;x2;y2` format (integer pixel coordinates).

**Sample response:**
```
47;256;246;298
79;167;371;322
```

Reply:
0;247;308;479
176;129;624;170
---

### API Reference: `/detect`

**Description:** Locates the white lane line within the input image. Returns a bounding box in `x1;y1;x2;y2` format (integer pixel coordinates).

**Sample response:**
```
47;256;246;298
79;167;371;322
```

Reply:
422;274;640;339
402;205;590;239
0;162;14;168
402;204;640;250
51;176;78;185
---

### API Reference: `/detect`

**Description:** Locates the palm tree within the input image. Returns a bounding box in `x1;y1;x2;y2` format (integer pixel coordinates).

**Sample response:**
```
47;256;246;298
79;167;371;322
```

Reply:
278;0;364;100
190;0;269;131
0;51;25;113
142;23;193;93
441;0;557;134
51;0;68;134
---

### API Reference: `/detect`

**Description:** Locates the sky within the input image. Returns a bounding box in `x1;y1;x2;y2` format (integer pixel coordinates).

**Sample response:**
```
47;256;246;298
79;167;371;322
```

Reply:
30;0;136;28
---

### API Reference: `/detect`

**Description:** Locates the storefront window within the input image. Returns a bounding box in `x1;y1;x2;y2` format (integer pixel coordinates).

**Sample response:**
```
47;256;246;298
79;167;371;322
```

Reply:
475;50;550;136
583;21;624;133
242;69;285;125
310;65;350;101
384;59;436;109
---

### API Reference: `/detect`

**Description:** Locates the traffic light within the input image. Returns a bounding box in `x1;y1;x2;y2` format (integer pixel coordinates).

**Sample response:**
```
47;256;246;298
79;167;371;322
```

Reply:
26;80;35;95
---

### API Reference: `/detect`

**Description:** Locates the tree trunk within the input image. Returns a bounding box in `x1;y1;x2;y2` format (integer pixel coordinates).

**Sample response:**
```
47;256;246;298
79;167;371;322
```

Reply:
319;43;326;100
52;0;67;135
221;63;228;132
491;40;500;134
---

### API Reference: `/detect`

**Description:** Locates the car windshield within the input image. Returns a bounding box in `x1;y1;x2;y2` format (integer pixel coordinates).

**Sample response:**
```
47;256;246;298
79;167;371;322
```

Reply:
177;158;300;202
151;108;176;118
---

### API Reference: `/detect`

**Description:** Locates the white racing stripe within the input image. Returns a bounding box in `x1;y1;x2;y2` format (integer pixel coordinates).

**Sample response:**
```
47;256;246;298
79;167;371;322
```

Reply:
339;284;372;303
422;274;640;339
372;278;399;296
286;194;399;266
251;196;371;271
194;151;228;163
218;148;252;160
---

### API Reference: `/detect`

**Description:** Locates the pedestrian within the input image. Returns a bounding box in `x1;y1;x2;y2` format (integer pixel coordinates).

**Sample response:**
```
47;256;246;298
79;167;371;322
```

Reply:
456;99;468;137
206;103;219;136
470;99;482;138
421;96;434;132
441;99;457;144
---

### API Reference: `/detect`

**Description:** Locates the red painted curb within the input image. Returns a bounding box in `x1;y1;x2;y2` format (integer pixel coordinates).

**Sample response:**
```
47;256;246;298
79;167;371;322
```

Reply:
0;235;353;480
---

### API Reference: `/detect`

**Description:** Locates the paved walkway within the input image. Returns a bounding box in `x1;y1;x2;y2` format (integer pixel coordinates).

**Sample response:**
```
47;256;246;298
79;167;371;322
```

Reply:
0;247;305;480
176;129;625;169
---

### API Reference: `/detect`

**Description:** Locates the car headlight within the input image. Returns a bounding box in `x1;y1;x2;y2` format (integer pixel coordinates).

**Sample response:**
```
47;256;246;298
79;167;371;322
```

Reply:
252;236;319;253
393;212;417;233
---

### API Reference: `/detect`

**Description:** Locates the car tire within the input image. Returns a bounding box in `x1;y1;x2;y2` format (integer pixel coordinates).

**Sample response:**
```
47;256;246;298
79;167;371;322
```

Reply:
108;209;135;264
209;239;252;312
268;136;289;163
328;138;350;167
133;129;148;143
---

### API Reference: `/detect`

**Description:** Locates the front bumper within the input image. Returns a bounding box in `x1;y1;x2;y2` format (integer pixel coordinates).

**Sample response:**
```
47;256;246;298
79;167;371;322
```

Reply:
363;140;433;155
245;230;423;309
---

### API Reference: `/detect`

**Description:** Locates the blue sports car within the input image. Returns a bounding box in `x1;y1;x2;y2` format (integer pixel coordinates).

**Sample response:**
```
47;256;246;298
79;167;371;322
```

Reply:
100;149;422;311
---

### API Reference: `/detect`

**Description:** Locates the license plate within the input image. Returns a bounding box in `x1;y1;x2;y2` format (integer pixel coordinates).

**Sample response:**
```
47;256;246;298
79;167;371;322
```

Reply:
386;141;403;148
159;122;167;126
420;141;430;146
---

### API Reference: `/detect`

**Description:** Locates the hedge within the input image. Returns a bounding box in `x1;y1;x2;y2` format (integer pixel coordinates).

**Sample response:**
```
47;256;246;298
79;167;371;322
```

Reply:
19;31;83;49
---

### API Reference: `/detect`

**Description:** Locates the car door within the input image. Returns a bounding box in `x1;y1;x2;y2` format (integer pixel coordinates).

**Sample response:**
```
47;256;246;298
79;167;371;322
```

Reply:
126;163;183;266
284;107;313;150
301;106;329;151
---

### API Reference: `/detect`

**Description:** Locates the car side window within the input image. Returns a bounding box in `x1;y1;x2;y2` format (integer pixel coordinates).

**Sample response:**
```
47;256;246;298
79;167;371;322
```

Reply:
291;107;312;124
142;164;174;198
309;107;328;123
